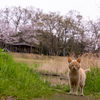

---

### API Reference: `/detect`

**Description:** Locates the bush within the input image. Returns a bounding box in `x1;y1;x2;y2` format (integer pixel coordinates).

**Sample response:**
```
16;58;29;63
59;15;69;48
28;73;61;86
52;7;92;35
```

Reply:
34;49;39;54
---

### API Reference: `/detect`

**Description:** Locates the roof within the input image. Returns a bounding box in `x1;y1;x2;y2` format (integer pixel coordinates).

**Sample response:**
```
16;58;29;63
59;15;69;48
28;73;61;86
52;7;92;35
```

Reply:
11;42;36;47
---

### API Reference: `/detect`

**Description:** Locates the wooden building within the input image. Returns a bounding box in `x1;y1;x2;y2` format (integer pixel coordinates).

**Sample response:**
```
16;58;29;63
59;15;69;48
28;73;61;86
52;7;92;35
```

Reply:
8;43;35;53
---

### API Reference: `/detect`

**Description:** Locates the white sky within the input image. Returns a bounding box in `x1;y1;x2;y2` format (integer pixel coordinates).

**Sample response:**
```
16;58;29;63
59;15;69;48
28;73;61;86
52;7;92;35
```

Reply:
1;0;100;20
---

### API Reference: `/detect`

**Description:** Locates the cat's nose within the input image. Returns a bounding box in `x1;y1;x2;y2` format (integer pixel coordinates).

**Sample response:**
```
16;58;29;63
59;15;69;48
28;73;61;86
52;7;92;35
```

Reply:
73;67;75;70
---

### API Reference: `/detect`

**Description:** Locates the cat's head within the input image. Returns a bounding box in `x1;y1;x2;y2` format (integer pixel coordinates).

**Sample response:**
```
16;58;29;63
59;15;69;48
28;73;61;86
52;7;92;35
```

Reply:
68;58;81;71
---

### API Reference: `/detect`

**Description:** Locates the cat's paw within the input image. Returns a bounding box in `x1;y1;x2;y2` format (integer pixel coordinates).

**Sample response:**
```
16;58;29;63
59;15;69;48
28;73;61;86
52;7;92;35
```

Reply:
73;92;78;95
68;92;73;95
80;94;84;96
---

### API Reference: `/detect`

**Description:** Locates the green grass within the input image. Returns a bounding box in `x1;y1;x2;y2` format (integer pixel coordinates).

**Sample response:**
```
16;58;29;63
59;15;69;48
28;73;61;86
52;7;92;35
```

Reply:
0;52;55;100
84;67;100;95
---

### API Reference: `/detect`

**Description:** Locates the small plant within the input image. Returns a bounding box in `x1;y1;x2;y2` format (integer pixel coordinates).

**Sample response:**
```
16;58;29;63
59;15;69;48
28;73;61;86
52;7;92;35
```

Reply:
0;48;3;52
54;84;70;93
77;51;81;55
65;71;67;74
33;63;40;68
34;50;39;54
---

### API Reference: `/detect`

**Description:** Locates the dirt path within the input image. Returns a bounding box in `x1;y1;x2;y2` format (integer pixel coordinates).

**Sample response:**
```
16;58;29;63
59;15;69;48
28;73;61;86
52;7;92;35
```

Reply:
32;93;95;100
2;93;95;100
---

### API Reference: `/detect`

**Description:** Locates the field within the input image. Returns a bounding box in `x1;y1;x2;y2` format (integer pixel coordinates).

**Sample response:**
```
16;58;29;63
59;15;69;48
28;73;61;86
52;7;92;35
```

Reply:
9;52;100;75
1;52;100;100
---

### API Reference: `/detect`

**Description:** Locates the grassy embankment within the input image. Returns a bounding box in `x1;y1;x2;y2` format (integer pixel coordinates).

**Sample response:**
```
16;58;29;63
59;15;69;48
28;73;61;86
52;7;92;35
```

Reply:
0;52;56;100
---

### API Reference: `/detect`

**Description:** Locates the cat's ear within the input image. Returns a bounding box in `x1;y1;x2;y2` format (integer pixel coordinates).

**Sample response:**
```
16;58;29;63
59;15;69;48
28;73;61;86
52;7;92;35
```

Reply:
68;58;72;63
77;58;81;63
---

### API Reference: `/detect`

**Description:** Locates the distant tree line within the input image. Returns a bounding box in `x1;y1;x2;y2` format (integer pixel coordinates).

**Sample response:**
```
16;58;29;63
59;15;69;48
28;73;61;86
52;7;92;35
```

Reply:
0;6;100;56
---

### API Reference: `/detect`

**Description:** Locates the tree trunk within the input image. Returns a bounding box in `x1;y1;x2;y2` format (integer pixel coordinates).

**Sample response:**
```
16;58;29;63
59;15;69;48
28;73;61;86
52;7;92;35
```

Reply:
30;45;32;53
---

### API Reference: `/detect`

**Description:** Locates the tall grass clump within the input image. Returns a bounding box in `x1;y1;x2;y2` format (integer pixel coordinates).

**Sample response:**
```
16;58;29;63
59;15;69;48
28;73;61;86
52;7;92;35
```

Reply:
85;66;100;95
0;52;55;100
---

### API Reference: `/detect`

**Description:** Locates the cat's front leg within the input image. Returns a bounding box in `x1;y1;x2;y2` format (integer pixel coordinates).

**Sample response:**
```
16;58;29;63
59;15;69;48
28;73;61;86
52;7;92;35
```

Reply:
73;83;79;95
68;83;73;95
80;86;84;96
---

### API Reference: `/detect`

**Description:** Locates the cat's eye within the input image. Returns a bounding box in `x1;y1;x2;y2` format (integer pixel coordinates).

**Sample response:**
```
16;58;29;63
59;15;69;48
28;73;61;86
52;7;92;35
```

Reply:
71;65;74;67
75;65;77;67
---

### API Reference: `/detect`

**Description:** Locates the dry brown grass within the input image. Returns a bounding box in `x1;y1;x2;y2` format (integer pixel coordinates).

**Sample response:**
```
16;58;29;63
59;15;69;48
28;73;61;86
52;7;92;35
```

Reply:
9;52;100;75
37;53;100;74
38;57;68;74
9;52;48;59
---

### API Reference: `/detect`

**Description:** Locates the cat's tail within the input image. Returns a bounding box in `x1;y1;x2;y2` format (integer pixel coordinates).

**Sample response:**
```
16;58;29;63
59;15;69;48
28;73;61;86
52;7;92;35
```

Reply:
84;69;90;73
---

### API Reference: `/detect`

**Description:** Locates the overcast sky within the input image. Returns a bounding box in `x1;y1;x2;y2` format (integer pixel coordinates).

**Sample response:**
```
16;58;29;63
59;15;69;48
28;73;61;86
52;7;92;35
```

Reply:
1;0;100;20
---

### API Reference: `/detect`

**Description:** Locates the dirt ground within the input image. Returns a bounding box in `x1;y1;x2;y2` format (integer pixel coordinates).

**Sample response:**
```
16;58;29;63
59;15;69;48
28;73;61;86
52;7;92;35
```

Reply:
2;93;95;100
32;93;95;100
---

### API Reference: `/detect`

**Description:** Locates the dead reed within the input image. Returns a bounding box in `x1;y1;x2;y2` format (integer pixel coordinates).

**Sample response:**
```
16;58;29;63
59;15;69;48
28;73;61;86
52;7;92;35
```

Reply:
10;52;100;75
37;52;100;74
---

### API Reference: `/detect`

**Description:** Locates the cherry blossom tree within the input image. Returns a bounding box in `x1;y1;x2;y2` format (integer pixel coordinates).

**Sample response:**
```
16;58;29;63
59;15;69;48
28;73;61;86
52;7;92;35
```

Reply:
3;7;12;28
0;19;18;45
21;8;31;25
11;6;23;31
19;25;40;52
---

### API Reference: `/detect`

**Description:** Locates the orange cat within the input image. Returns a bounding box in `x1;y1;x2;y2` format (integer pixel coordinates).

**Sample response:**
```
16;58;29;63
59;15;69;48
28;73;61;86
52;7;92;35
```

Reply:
68;58;90;96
